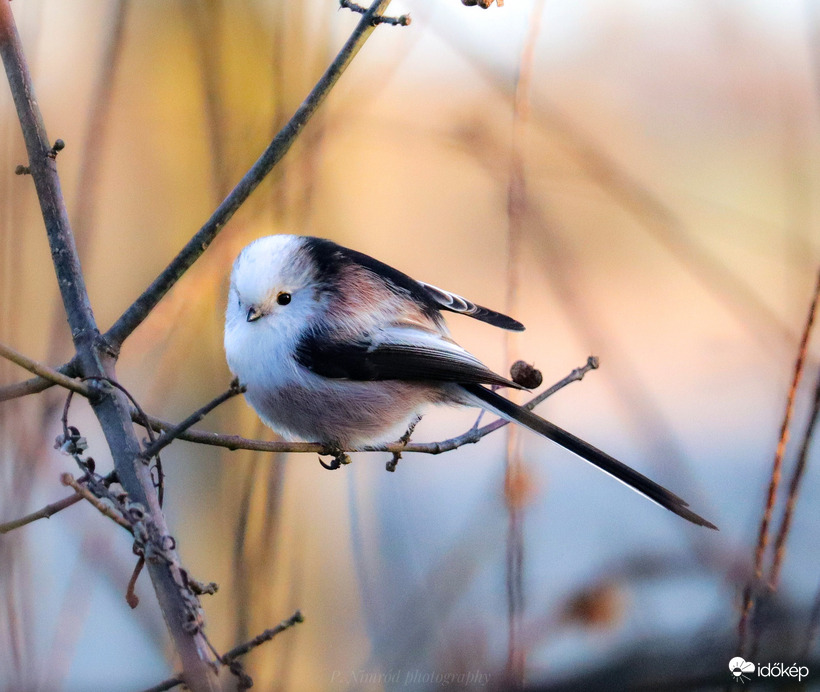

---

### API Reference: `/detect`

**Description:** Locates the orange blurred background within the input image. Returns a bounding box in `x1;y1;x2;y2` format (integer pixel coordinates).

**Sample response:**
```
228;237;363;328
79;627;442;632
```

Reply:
1;1;819;690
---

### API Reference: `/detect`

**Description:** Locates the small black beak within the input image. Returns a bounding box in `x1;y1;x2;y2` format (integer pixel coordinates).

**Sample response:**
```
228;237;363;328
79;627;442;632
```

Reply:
246;306;262;322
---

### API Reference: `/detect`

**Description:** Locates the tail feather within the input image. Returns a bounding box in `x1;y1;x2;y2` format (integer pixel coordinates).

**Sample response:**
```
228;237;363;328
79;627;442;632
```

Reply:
461;384;717;530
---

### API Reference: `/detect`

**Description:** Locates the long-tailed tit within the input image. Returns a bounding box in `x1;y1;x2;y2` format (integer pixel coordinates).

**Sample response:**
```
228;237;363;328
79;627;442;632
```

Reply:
224;235;716;530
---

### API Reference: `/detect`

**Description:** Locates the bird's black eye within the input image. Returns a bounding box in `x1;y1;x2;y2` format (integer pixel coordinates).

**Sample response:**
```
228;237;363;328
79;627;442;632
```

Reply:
277;292;291;306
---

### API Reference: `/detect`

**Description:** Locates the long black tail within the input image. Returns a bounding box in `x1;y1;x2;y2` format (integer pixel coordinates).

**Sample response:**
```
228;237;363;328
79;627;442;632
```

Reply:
461;384;717;530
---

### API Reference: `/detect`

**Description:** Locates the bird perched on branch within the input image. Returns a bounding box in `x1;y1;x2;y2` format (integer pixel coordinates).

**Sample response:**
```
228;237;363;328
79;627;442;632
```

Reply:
224;235;716;530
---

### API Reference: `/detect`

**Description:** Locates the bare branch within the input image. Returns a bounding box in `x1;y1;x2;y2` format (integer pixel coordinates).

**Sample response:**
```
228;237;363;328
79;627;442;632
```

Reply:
59;473;133;533
0;6;95;344
139;380;246;460
132;358;599;456
140;678;183;692
504;3;545;681
0;341;92;397
221;610;304;662
0;373;57;402
340;0;410;25
769;365;820;590
142;611;305;692
738;268;820;656
0;492;82;534
0;1;220;686
105;0;396;349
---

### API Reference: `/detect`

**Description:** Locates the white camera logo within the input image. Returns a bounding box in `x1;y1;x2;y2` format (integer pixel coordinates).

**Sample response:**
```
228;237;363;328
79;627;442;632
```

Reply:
729;657;755;683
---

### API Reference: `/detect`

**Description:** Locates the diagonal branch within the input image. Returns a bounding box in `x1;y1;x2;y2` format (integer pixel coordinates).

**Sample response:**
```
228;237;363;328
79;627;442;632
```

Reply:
768;366;820;590
0;491;82;534
105;0;395;349
139;380;245;460
0;372;59;402
0;341;92;397
141;611;305;692
60;473;133;533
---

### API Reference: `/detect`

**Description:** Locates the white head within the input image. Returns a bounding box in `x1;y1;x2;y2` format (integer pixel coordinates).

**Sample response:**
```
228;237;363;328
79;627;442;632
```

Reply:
224;235;328;381
227;235;323;325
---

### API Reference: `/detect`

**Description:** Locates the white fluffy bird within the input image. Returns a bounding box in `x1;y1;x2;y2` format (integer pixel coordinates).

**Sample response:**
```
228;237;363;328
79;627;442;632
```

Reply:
224;235;716;529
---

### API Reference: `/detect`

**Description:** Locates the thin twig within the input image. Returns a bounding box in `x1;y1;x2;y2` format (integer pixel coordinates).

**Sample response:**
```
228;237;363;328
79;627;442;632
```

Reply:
221;610;304;662
503;3;545;683
78;375;165;505
105;0;395;348
769;367;820;589
139;380;245;460
132;358;599;455
139;676;184;692
59;473;133;533
0;373;56;402
339;0;410;25
0;492;82;534
0;341;92;397
141;611;305;692
738;268;820;655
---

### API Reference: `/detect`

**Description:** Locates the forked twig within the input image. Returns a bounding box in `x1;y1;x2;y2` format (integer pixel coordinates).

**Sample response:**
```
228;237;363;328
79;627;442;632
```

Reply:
0;341;92;398
0;492;82;534
139;380;246;460
140;611;305;692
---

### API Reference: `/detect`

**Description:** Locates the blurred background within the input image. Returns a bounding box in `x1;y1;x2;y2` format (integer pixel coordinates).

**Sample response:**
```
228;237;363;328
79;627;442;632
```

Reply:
1;0;819;690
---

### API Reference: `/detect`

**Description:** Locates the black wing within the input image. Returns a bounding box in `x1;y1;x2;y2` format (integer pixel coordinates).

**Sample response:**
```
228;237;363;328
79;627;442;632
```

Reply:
296;326;523;389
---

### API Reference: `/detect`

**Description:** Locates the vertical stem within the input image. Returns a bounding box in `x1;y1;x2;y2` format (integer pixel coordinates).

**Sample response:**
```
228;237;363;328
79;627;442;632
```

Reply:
738;268;820;656
504;3;546;686
0;3;219;689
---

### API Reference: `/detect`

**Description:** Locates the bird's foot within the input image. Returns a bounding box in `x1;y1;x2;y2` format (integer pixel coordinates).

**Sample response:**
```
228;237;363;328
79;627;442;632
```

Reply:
319;444;351;470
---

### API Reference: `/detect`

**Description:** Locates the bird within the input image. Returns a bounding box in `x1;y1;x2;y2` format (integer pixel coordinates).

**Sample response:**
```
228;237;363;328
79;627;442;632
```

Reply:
223;234;716;530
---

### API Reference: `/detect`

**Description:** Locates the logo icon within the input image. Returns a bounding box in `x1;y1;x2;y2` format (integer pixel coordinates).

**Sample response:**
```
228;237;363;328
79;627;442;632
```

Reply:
729;657;755;683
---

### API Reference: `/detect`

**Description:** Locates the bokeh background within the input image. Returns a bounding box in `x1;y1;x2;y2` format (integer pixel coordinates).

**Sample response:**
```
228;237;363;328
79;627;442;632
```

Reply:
1;1;820;690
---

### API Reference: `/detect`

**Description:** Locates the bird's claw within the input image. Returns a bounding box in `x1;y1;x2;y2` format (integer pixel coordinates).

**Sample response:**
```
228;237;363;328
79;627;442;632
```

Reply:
318;445;351;470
